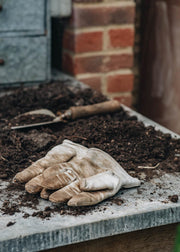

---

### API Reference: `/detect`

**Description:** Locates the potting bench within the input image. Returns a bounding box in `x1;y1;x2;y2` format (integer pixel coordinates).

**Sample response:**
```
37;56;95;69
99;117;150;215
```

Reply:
0;75;179;252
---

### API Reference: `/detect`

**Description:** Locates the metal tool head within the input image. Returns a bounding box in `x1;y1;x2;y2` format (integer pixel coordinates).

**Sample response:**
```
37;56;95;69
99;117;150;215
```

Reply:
11;109;59;130
14;109;56;120
11;117;62;130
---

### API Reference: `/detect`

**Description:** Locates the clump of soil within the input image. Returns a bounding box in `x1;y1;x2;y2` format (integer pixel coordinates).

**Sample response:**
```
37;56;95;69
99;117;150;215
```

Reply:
168;195;178;203
31;204;98;219
109;198;124;206
1;201;20;215
6;221;16;227
0;81;180;218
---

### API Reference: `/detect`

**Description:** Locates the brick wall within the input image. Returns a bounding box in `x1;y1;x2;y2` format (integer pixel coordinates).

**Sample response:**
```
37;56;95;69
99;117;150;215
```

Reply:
62;0;136;107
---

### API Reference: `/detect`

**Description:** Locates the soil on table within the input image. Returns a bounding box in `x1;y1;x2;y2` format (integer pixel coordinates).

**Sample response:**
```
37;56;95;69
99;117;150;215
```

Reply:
0;81;180;219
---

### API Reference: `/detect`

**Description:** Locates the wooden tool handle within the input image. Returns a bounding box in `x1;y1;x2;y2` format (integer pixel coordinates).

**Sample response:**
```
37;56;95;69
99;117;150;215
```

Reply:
70;100;121;120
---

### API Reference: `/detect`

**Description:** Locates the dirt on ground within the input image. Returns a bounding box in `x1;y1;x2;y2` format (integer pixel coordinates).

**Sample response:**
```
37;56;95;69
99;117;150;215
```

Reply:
0;81;180;218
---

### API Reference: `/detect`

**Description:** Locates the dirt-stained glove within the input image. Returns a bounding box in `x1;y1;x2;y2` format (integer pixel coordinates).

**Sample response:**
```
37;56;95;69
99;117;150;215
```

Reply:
14;140;140;206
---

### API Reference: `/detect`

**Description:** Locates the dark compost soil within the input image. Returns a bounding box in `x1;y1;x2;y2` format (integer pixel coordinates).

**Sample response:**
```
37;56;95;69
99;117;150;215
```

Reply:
0;81;180;219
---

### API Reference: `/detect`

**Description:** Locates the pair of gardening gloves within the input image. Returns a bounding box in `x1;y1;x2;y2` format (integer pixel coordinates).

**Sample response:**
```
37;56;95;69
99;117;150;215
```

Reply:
14;140;140;206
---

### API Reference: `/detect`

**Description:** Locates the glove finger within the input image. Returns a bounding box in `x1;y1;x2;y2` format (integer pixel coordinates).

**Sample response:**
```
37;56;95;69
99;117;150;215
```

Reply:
40;165;77;190
14;140;76;183
49;181;81;203
68;190;113;206
14;161;45;183
45;142;76;164
40;188;52;199
25;174;43;194
80;171;120;191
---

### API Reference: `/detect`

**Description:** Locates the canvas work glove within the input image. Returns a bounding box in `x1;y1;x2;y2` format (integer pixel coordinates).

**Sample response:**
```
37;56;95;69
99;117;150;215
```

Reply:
14;140;140;206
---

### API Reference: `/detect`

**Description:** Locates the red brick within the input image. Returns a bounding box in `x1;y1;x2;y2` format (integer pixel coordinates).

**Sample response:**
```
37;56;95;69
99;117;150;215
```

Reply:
114;94;132;107
63;30;74;52
104;54;133;72
108;28;134;48
75;31;103;53
70;5;135;28
77;76;102;91
63;53;103;75
74;55;103;74
107;74;134;92
63;53;133;75
109;6;135;25
62;52;75;75
63;30;103;53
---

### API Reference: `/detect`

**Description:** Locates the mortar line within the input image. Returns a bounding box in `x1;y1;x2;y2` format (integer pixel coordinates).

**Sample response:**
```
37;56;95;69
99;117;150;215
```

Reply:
101;73;108;96
76;73;102;79
73;1;135;8
63;48;133;57
103;26;108;51
67;24;134;33
108;91;132;97
76;68;134;79
105;69;133;76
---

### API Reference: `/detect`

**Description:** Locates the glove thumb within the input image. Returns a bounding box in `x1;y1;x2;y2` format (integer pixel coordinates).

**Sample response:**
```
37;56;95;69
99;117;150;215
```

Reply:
80;171;121;192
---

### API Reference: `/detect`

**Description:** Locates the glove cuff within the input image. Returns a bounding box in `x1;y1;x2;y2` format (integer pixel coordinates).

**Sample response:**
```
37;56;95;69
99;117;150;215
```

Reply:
90;147;140;188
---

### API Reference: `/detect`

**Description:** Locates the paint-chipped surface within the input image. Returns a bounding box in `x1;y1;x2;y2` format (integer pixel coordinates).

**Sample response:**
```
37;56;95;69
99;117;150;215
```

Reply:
0;37;47;84
0;0;45;33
